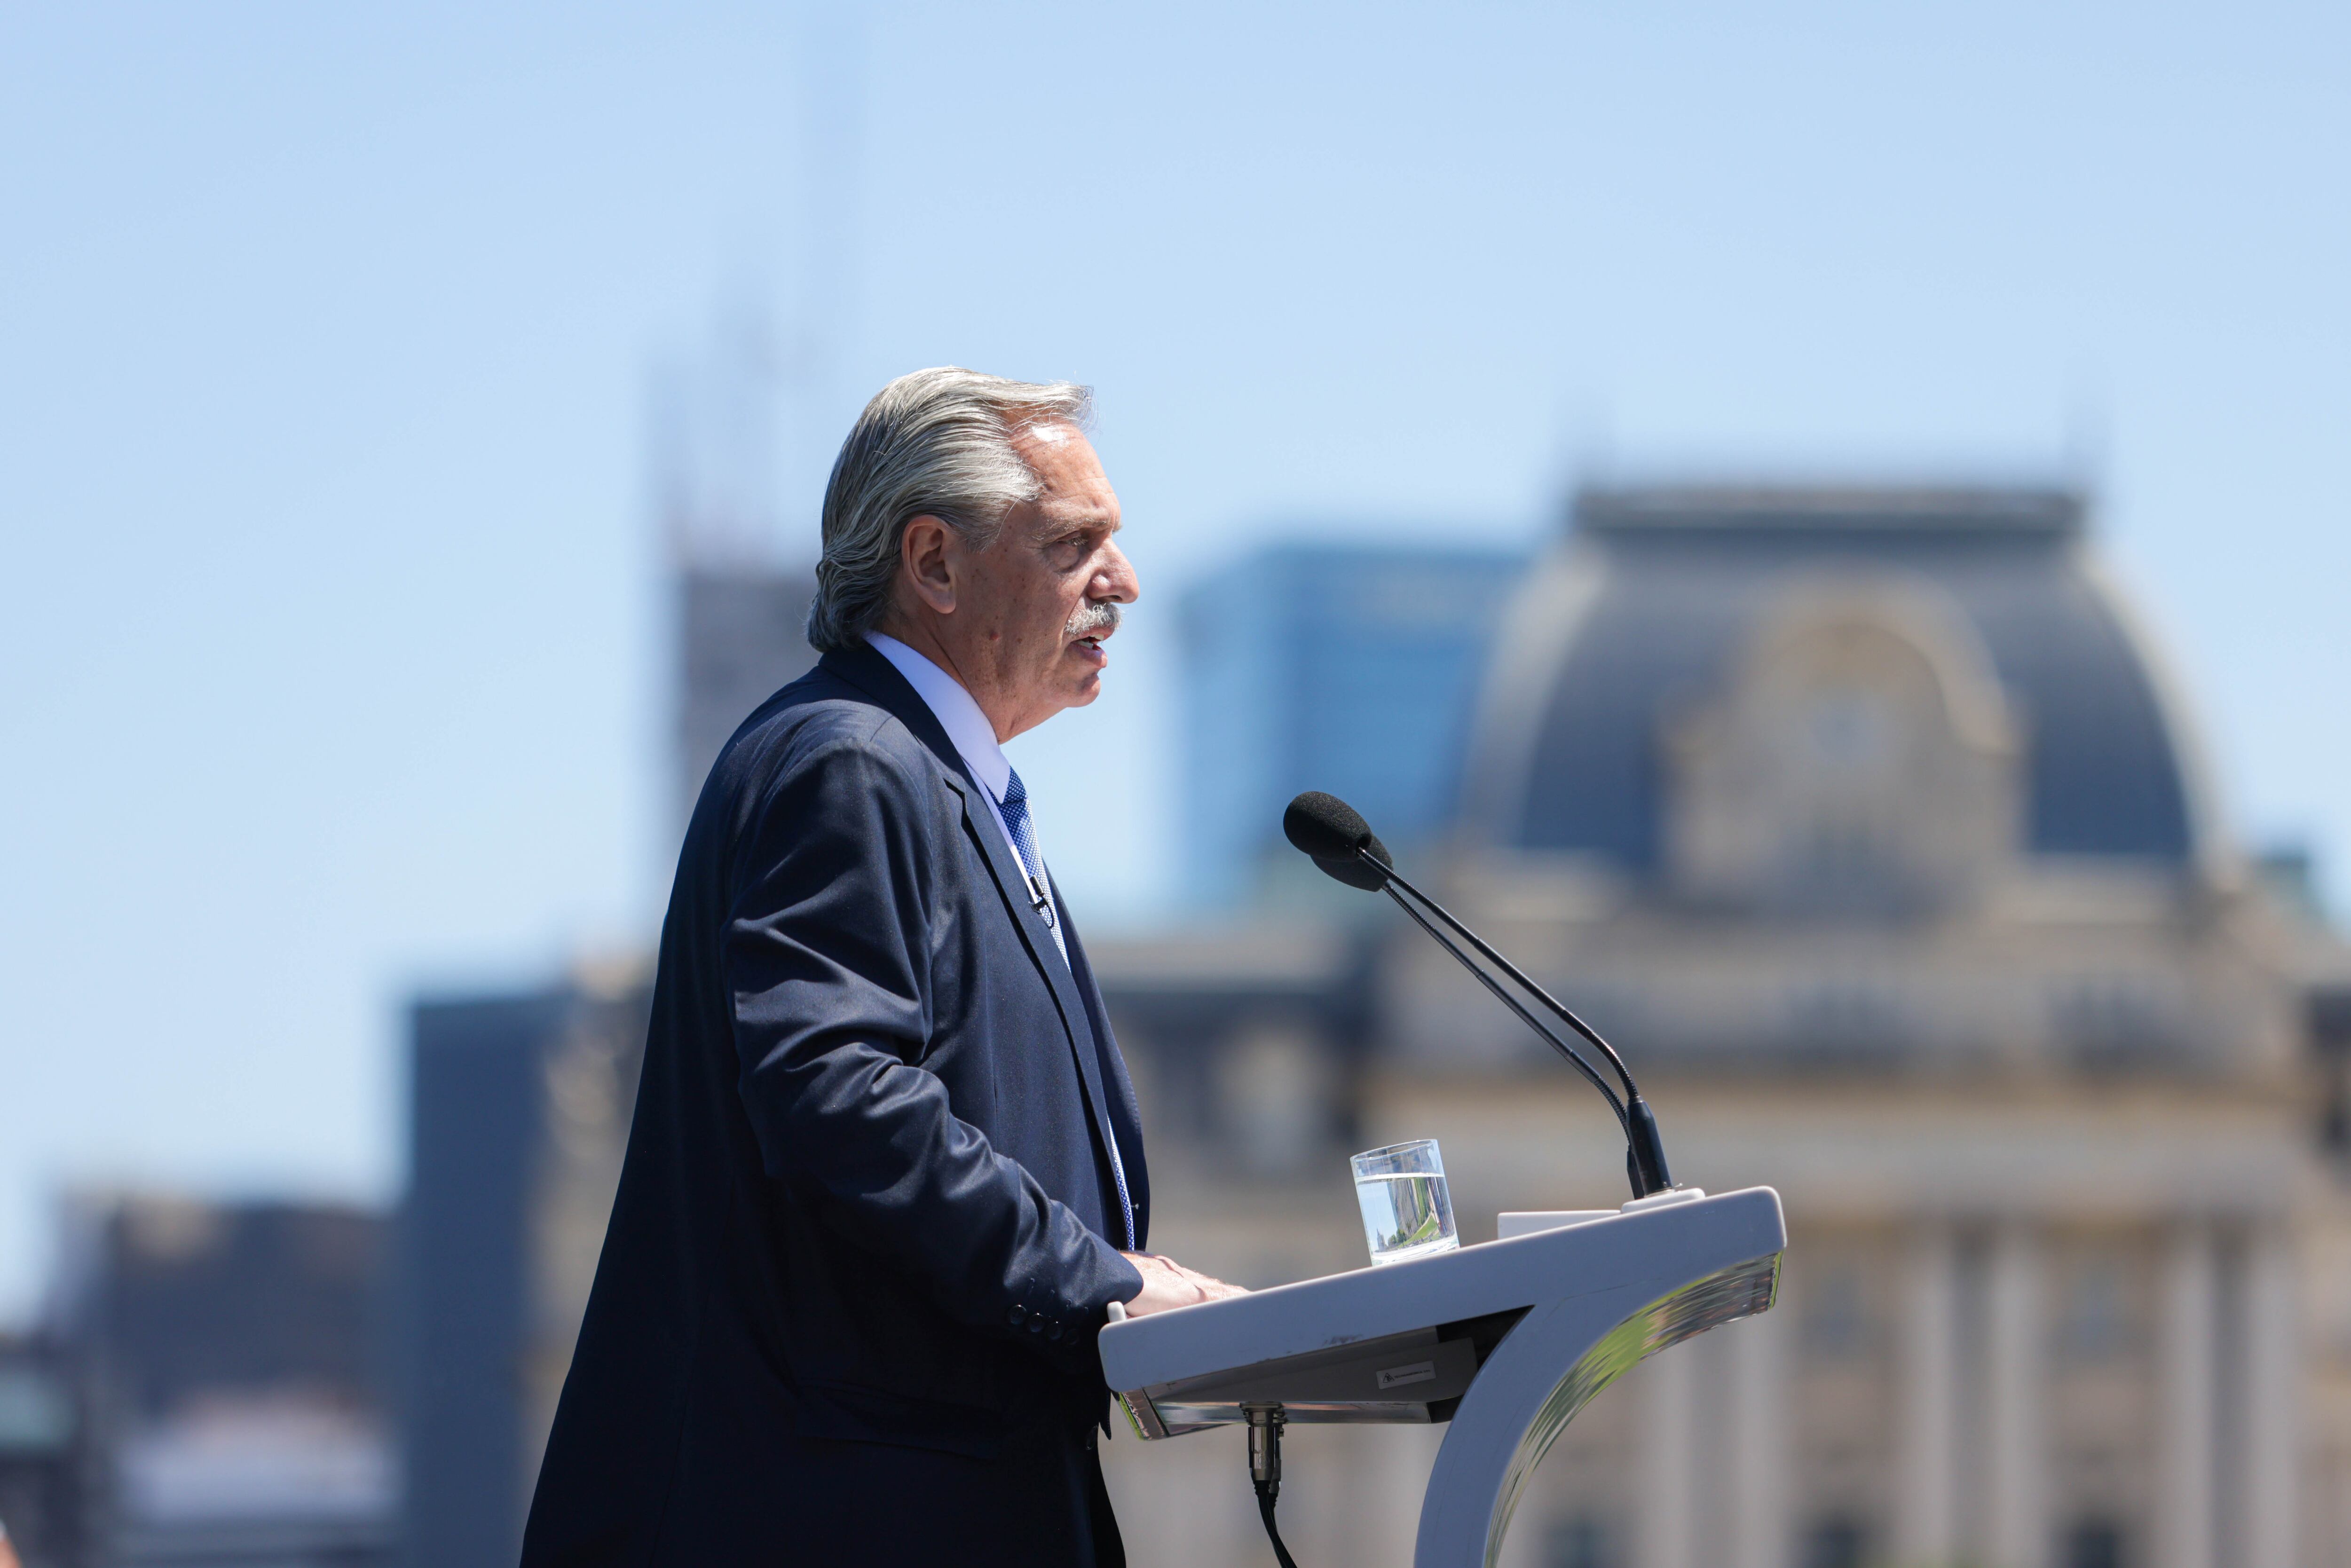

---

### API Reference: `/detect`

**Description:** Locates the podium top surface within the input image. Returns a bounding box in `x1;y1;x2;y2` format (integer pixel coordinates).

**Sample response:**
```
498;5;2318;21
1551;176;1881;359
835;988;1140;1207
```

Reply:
1100;1185;1785;1395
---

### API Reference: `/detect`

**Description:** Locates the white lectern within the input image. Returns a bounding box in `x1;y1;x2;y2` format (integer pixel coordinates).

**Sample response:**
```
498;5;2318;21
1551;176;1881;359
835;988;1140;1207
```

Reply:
1099;1186;1786;1568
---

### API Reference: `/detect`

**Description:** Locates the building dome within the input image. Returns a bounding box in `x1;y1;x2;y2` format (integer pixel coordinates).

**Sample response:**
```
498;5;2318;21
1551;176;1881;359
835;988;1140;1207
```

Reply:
1463;487;2218;911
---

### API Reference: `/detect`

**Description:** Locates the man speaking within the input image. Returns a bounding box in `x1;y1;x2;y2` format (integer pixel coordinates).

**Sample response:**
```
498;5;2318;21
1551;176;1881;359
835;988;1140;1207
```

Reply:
520;370;1239;1567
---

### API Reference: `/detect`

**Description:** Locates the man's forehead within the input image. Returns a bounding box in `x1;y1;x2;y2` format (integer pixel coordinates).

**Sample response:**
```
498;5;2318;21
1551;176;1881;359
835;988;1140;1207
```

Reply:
1013;422;1120;527
1010;418;1093;473
1019;417;1082;449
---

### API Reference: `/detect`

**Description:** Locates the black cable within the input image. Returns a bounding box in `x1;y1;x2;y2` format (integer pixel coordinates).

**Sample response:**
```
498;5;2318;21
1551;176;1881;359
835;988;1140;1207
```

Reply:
1368;849;1643;1102
1247;1408;1302;1568
1380;884;1630;1132
1254;1479;1300;1568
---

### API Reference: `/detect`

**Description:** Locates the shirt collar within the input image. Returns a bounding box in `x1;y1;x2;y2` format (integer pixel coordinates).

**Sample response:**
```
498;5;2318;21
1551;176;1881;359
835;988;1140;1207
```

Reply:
864;632;1013;802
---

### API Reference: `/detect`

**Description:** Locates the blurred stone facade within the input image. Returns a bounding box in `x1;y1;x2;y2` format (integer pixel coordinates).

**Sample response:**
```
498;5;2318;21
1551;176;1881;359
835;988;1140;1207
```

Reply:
1090;488;2351;1568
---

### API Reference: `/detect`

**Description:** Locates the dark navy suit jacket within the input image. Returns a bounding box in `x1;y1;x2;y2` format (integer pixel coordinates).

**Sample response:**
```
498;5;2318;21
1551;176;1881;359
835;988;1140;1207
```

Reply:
520;643;1151;1566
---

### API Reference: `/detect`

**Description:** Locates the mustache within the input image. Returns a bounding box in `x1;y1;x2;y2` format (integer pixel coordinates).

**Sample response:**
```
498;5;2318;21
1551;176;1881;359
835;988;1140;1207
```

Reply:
1065;599;1122;638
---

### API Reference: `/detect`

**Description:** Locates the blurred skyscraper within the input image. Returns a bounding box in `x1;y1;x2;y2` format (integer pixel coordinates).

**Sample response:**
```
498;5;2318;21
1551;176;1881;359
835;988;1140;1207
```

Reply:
650;301;819;839
671;567;815;836
396;308;816;1565
401;972;646;1568
1178;543;1527;908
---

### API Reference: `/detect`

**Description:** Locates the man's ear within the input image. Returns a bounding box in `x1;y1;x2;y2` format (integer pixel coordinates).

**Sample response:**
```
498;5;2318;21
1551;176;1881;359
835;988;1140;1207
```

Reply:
900;515;958;615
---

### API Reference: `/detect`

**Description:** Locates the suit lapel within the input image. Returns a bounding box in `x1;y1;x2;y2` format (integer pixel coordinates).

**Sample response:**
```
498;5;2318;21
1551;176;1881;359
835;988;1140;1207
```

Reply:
946;790;1128;1208
818;647;1128;1233
1057;897;1150;1248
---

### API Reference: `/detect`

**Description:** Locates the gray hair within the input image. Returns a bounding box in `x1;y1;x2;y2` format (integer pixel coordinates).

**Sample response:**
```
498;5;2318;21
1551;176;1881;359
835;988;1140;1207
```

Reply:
805;366;1094;652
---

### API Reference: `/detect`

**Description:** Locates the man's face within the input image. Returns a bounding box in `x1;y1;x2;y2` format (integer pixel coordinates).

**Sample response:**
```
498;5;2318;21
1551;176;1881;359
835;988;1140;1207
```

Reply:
953;423;1137;739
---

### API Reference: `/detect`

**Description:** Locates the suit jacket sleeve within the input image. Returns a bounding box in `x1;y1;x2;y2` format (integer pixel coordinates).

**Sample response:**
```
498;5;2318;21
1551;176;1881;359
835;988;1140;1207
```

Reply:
722;728;1144;1370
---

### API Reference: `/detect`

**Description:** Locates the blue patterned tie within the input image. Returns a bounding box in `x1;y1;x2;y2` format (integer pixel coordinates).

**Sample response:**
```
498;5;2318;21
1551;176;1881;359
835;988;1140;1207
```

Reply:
998;767;1134;1248
998;768;1052;923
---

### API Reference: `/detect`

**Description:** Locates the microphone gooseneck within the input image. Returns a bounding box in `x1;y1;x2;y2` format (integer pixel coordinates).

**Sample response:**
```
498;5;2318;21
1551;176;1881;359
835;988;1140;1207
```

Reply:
1286;791;1676;1198
1379;880;1628;1128
1369;855;1640;1098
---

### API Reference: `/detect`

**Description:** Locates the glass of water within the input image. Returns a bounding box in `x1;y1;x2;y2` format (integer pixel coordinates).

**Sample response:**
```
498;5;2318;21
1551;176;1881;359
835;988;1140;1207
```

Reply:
1351;1139;1459;1266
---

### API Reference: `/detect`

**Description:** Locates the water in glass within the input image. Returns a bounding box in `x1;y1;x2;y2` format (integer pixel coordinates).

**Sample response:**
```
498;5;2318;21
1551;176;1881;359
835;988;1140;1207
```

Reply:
1351;1140;1459;1266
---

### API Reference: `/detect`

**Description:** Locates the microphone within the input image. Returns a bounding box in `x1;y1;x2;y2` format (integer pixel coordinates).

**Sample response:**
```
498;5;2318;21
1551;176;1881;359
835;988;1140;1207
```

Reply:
1282;791;1675;1199
1281;792;1394;890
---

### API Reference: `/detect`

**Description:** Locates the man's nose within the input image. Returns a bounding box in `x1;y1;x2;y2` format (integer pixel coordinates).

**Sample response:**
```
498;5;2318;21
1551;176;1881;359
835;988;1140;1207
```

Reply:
1096;540;1140;604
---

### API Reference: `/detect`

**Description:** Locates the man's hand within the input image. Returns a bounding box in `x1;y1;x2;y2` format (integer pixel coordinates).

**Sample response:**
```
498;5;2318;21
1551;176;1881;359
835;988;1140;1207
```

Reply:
1118;1252;1247;1317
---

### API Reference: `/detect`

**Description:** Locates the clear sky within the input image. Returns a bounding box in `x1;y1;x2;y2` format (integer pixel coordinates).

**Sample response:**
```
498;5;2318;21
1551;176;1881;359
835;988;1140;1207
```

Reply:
2;0;2345;1320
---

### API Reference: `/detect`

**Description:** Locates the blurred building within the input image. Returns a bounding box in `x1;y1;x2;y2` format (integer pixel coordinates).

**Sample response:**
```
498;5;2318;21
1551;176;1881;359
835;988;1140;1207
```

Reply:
398;341;816;1557
672;566;815;836
46;1196;394;1568
1178;542;1526;909
1091;485;2351;1568
0;1333;80;1568
399;480;2351;1568
653;297;819;841
400;968;646;1568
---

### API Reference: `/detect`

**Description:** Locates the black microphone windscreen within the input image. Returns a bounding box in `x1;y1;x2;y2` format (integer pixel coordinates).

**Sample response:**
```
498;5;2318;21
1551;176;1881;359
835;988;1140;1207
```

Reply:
1283;792;1373;862
1315;834;1394;891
